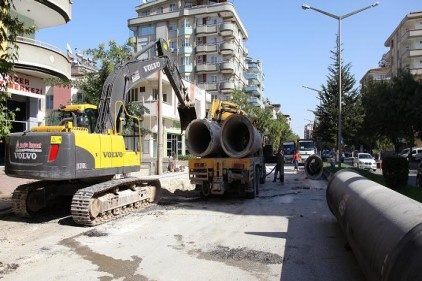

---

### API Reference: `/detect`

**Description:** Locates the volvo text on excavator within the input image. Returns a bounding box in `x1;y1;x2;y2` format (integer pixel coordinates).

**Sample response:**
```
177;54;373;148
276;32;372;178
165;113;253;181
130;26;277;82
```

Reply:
4;38;196;226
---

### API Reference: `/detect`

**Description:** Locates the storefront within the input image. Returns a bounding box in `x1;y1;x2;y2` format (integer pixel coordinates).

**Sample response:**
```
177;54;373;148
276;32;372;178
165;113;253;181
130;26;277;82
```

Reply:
0;73;45;166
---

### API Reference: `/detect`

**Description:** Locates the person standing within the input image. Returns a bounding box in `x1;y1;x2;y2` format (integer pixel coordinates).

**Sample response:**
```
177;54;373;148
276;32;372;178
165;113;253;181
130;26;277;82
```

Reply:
293;150;301;174
273;148;284;183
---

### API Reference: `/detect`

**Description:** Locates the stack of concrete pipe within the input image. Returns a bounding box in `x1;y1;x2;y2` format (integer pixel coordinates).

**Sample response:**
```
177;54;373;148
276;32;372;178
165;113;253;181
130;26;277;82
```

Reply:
186;114;261;158
327;169;422;280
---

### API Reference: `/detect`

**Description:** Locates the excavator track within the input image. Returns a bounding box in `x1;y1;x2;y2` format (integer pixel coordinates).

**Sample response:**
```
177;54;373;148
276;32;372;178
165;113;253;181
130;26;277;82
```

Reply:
71;177;161;226
12;181;49;217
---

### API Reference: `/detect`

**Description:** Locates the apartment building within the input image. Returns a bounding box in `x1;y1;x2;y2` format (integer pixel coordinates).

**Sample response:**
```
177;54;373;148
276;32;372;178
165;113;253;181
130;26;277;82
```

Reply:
383;11;422;81
0;0;73;165
128;0;249;100
245;57;265;108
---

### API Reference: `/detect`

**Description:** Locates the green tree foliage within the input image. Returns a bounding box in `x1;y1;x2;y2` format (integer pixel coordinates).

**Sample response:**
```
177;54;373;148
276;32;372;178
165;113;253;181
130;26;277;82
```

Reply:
312;43;364;151
0;0;34;138
360;69;422;151
231;90;296;150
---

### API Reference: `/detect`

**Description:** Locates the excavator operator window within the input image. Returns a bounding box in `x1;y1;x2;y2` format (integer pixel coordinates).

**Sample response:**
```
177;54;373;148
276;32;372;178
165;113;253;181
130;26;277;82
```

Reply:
77;109;97;133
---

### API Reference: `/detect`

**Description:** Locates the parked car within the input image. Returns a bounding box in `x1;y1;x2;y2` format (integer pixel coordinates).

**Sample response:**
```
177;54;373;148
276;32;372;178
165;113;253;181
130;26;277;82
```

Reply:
415;153;422;162
416;161;422;188
399;147;422;161
353;153;377;172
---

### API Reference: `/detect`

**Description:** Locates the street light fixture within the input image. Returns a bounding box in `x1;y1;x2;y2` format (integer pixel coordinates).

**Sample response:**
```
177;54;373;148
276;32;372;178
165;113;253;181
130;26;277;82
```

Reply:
302;2;379;167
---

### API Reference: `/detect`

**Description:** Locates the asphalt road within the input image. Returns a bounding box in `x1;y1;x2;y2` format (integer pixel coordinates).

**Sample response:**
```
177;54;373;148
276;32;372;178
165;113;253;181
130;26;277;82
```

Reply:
0;165;365;281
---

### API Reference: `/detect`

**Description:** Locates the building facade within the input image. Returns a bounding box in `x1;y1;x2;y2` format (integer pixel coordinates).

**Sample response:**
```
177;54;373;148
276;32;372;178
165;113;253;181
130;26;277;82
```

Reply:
0;0;73;165
245;57;265;108
383;11;422;81
128;0;249;100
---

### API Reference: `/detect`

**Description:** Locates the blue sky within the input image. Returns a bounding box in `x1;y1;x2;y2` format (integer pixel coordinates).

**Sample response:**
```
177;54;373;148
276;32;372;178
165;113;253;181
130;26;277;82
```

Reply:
37;1;421;137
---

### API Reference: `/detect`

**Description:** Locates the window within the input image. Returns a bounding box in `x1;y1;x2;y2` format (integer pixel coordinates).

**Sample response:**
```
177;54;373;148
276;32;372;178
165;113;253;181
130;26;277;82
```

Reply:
170;3;176;11
180;56;191;66
139;87;145;92
76;92;84;102
211;75;217;83
138;26;154;36
181;38;191;47
210;56;217;64
157;7;163;14
166;133;182;157
141;10;150;17
153;89;158;100
169;41;176;49
169;23;177;31
163;93;167;103
46;95;53;109
129;88;138;102
183;19;191;28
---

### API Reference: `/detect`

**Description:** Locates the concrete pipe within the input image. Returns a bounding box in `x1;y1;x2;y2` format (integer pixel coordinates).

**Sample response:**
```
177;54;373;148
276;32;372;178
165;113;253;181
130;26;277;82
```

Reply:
220;114;261;158
327;169;422;281
186;119;222;157
304;154;323;180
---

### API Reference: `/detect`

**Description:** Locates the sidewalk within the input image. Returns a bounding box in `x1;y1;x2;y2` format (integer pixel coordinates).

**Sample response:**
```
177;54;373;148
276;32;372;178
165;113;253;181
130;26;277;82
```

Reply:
0;168;193;216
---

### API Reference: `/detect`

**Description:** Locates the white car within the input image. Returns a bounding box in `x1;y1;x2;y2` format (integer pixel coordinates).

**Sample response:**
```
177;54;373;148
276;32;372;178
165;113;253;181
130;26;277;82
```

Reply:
353;153;377;171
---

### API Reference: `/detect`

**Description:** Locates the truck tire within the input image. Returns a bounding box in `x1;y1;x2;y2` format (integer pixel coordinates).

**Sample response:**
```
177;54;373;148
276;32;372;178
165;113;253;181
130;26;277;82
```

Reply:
246;167;259;199
199;182;211;198
259;164;266;185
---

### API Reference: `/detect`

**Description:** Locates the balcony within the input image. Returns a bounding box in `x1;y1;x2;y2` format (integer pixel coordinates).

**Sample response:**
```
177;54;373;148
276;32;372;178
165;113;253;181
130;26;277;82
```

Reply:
219;22;234;38
195;44;218;54
178;46;193;54
197;82;218;92
195;24;218;36
400;48;422;59
220;61;235;74
14;37;71;80
401;28;422;42
219;81;235;92
246;85;263;98
219;42;235;55
196;63;219;73
179;26;194;36
244;73;260;84
178;64;193;73
12;0;72;28
248;97;264;108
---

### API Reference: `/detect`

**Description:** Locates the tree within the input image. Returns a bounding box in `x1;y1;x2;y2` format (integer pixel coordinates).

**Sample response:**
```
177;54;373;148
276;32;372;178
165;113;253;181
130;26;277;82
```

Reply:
231;90;295;150
360;69;422;152
312;43;364;151
0;0;34;138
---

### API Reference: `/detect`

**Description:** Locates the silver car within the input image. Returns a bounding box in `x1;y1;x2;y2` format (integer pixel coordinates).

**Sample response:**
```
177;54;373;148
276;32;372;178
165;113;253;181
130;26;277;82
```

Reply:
353;153;377;172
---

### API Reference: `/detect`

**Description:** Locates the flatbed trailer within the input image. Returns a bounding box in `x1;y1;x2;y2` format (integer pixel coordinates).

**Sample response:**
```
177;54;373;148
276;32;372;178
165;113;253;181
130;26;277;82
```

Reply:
188;156;266;198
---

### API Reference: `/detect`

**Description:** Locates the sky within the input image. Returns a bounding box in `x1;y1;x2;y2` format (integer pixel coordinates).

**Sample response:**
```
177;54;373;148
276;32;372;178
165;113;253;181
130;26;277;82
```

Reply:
37;0;422;137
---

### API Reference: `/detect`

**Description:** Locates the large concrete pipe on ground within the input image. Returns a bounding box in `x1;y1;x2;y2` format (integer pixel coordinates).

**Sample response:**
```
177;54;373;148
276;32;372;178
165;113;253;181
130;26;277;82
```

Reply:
304;154;324;179
186;119;222;157
327;169;422;281
220;114;261;158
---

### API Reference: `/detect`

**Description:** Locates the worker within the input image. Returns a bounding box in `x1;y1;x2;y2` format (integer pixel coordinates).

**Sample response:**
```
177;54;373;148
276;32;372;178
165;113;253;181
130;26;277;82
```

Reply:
273;148;285;183
293;150;301;174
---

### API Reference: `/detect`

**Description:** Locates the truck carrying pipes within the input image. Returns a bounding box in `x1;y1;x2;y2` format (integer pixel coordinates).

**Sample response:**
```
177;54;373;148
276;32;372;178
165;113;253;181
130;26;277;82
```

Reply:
186;100;266;198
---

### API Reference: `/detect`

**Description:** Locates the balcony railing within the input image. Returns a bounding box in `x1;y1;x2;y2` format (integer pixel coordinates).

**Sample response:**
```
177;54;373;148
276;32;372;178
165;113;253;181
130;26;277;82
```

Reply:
14;36;71;79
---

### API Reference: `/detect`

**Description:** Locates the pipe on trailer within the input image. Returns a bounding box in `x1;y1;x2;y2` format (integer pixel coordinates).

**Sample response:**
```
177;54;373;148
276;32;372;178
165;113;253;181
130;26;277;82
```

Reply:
304;154;323;180
327;169;422;281
220;114;261;158
186;119;222;157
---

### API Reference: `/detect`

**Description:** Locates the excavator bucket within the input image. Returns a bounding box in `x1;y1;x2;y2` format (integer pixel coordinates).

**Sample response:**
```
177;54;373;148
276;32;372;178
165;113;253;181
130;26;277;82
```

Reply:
178;105;197;131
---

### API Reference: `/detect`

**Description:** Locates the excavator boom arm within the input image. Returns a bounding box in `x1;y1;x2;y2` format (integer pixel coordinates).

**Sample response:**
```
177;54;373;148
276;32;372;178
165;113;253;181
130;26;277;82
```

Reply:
95;38;196;134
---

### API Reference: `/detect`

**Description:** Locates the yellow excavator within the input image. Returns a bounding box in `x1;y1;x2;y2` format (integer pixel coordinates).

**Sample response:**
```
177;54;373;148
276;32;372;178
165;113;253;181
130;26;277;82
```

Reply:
4;38;196;226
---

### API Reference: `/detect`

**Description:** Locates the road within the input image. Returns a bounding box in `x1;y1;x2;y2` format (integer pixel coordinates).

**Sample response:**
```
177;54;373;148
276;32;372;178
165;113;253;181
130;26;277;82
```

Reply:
0;165;365;281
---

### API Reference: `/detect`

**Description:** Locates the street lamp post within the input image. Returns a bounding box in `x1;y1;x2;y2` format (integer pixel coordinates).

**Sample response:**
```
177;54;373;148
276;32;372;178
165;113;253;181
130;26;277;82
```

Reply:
302;2;379;167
